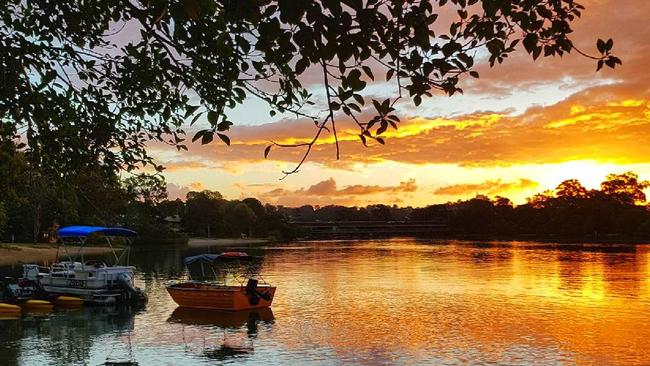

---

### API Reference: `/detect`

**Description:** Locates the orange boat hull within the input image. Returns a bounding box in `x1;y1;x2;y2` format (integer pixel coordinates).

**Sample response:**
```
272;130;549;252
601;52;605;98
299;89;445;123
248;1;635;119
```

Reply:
166;282;276;310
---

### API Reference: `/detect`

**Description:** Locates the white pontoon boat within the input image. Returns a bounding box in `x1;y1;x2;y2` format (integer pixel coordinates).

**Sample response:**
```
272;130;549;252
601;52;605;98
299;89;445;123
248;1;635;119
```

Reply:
20;226;147;305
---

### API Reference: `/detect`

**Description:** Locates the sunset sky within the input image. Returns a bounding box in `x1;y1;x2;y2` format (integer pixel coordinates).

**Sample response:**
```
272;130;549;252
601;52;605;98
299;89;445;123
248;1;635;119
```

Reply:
150;0;650;207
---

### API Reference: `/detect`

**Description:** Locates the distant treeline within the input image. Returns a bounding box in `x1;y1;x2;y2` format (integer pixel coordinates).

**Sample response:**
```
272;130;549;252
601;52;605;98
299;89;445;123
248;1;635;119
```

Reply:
279;172;650;242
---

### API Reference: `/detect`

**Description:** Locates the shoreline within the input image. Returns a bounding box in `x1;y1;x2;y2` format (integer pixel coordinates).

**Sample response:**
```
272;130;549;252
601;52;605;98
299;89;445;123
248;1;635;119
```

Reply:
187;238;271;248
0;244;115;266
293;235;650;245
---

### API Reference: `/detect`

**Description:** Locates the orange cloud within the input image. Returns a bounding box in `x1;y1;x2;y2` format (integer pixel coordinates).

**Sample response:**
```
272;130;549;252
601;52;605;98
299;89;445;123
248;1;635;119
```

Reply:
165;87;649;170
189;181;204;190
159;160;214;171
434;179;539;196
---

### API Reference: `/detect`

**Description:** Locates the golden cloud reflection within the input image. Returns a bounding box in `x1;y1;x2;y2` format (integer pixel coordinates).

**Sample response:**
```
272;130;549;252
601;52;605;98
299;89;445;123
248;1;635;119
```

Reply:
107;241;650;364
262;241;650;365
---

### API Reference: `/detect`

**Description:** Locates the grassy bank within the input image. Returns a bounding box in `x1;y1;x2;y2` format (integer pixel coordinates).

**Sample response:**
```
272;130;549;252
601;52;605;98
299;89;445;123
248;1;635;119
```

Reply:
187;238;271;248
0;243;114;266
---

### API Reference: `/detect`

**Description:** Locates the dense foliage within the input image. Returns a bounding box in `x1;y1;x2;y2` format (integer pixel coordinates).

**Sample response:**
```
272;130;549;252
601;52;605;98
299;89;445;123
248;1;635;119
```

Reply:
183;191;301;240
1;0;618;176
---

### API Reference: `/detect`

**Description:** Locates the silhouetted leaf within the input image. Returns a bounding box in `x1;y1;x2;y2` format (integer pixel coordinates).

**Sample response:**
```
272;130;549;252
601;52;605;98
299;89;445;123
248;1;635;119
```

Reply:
359;134;367;146
185;105;200;118
201;131;213;144
207;111;218;124
386;68;394;81
192;130;205;142
217;121;233;131
217;133;230;146
362;66;374;81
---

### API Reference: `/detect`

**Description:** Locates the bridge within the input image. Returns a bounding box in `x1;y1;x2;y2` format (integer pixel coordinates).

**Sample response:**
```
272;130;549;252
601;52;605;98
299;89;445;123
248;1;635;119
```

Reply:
290;220;449;239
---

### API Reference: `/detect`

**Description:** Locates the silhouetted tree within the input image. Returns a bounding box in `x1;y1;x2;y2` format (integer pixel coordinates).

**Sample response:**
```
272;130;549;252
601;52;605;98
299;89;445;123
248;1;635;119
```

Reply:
124;174;168;205
230;203;257;237
184;190;226;237
600;172;649;205
493;196;513;207
526;190;554;209
556;179;589;198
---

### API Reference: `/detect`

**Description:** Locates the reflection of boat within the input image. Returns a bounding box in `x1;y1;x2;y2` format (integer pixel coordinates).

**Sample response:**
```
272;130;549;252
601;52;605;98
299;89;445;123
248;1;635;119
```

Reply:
169;304;274;362
166;253;275;311
203;344;253;360
168;307;274;328
17;226;147;305
0;303;138;365
21;299;54;312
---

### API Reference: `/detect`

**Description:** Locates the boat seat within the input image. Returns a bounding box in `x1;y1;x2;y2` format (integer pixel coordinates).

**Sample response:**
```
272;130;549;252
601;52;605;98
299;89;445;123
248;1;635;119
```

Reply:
84;260;107;268
18;279;35;287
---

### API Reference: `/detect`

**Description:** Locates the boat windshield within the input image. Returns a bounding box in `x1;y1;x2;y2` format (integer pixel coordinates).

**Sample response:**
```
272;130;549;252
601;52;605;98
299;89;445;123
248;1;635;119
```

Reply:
184;252;263;284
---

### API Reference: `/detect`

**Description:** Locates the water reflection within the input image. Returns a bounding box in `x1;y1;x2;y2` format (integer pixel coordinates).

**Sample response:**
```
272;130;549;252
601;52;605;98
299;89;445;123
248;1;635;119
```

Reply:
1;240;650;365
167;308;274;361
0;306;137;366
168;307;274;329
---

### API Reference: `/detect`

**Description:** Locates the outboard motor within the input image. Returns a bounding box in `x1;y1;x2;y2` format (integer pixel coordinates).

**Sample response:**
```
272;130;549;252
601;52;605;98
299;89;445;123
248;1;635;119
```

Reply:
245;278;271;305
245;278;260;305
116;273;147;305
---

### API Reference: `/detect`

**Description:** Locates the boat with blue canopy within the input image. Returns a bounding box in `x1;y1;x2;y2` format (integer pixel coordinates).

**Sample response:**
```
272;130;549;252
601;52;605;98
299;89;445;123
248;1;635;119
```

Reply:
14;225;147;305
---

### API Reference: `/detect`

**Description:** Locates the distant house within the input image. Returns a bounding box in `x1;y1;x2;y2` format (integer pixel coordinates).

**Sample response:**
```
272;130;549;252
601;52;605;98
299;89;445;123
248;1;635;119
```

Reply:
162;214;183;232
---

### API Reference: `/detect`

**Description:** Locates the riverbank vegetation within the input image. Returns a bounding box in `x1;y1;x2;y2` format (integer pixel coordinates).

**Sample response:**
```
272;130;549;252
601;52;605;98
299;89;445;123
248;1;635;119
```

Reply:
0;141;300;244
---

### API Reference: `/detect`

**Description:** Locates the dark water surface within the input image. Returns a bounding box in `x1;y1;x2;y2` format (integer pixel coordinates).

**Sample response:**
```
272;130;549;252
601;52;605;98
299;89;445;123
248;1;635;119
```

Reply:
1;239;650;365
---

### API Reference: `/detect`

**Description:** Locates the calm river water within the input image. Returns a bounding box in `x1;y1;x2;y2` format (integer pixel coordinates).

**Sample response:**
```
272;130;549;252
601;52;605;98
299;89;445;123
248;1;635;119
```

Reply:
1;239;650;365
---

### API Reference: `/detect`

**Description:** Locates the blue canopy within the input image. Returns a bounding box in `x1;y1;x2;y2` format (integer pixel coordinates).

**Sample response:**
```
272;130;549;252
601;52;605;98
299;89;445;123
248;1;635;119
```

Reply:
58;226;138;238
184;252;253;266
184;254;222;266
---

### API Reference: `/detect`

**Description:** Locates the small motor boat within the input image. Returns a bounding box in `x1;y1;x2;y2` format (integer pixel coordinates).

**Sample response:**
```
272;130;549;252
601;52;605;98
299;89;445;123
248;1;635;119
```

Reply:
166;252;276;311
